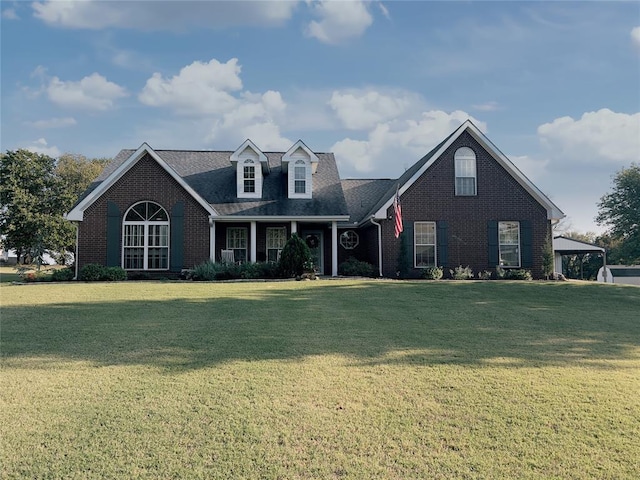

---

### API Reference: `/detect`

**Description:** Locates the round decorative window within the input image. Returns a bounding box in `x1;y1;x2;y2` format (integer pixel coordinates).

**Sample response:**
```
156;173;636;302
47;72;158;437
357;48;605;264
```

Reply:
340;230;359;250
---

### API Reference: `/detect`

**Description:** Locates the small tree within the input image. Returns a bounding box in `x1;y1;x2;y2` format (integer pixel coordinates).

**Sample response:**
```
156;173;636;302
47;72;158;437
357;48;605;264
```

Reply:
278;233;311;277
541;235;554;280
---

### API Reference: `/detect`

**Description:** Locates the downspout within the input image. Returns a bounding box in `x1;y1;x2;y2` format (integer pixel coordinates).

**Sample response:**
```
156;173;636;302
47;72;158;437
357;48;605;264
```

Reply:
369;216;383;277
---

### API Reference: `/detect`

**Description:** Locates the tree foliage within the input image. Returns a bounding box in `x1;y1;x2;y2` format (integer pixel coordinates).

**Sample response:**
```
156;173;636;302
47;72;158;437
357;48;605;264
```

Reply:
278;233;311;277
0;150;108;264
596;163;640;264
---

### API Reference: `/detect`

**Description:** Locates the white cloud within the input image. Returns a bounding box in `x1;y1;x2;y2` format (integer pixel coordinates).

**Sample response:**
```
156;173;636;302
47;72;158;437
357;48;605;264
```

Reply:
32;0;297;30
2;8;18;20
472;101;501;112
537;109;640;163
508;155;549;182
378;2;390;21
306;0;373;44
139;59;242;115
328;90;415;130
207;90;291;149
24;138;61;157
333;110;485;176
632;26;640;50
47;73;128;110
27;117;77;129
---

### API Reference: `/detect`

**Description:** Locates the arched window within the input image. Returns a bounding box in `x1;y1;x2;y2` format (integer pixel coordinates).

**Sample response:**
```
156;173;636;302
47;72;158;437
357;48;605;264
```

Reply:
294;159;307;194
454;147;477;196
243;159;256;193
122;201;169;270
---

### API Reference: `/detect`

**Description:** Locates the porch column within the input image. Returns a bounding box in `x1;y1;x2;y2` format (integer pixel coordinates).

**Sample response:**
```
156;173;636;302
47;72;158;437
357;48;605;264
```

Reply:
209;218;216;262
250;221;257;263
331;221;338;277
291;221;297;234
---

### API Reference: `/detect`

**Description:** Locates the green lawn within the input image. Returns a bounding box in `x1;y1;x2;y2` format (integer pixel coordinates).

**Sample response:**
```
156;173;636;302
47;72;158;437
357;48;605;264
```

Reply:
1;280;639;479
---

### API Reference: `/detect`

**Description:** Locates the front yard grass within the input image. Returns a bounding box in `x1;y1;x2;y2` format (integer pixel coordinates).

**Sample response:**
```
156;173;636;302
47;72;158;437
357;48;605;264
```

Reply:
1;280;639;479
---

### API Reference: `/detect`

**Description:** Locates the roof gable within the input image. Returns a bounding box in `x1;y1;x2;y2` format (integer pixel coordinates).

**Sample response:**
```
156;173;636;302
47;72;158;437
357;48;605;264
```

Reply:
282;140;319;174
230;139;270;175
66;143;217;221
372;120;564;221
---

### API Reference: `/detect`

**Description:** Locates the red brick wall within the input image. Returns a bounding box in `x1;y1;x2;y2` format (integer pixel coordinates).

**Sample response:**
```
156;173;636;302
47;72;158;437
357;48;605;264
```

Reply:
379;132;551;279
78;154;210;271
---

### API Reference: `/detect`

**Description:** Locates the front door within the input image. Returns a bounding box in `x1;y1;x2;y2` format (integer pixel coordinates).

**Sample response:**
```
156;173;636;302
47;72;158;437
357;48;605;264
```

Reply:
302;230;323;274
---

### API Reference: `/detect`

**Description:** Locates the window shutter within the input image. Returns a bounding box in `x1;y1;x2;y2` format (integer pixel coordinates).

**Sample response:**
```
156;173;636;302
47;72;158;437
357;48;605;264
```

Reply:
437;221;448;267
106;202;121;267
401;222;414;274
170;201;184;272
521;220;532;268
487;220;498;268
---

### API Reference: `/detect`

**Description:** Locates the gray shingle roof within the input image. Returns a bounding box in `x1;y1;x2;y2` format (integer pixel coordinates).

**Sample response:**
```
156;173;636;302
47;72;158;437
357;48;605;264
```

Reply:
94;148;350;218
341;178;395;225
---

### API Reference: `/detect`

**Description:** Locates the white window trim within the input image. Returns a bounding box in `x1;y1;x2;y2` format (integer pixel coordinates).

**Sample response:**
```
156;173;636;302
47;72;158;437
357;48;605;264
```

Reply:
266;227;286;263
454;147;477;196
237;158;262;199
226;227;248;263
288;159;312;199
498;221;521;268
122;201;170;271
414;221;437;268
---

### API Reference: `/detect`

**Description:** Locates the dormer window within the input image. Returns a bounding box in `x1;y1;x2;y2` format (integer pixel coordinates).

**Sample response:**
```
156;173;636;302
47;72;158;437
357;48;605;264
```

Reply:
282;140;319;199
454;147;477;196
243;160;256;193
230;139;269;199
294;161;307;194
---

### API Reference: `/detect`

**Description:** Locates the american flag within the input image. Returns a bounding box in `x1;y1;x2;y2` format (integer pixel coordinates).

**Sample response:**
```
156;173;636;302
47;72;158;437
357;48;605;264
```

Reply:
393;186;403;238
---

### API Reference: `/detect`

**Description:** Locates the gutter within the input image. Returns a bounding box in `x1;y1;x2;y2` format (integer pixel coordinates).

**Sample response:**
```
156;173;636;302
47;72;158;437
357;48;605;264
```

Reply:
369;216;383;277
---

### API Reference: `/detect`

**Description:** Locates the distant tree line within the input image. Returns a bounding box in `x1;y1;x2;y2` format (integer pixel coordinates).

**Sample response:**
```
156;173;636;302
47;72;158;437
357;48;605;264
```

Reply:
0;150;108;265
558;163;640;280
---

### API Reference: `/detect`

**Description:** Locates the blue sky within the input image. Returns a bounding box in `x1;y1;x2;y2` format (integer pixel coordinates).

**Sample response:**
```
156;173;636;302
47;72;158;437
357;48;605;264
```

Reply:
2;1;639;234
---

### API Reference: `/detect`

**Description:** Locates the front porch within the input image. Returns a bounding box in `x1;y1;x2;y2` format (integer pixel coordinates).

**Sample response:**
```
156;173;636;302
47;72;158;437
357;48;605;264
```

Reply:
210;219;342;276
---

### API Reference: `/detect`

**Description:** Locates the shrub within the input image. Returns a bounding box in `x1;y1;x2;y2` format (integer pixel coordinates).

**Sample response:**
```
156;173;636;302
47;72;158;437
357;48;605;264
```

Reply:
477;270;493;280
102;266;127;281
51;267;74;282
450;265;474;280
191;261;222;281
279;234;311;278
79;264;105;281
496;267;533;281
422;266;443;280
338;257;377;277
79;264;127;281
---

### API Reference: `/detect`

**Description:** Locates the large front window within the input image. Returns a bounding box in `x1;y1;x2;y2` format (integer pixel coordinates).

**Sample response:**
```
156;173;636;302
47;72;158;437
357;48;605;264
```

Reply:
123;201;169;270
414;222;436;268
499;221;520;267
266;227;286;262
455;147;477;196
227;227;248;263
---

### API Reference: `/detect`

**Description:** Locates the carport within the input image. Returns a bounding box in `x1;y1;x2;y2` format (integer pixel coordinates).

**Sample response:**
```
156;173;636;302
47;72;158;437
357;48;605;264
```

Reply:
553;236;607;281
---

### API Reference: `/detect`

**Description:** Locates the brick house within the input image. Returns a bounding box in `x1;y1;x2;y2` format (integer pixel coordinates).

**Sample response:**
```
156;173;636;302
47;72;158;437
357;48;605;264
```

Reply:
67;121;564;279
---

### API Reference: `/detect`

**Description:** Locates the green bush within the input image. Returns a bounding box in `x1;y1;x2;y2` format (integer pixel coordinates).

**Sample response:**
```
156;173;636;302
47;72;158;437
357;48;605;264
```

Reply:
279;234;311;278
79;264;105;281
422;266;443;280
102;266;127;281
450;265;474;280
191;261;282;281
496;267;532;280
477;270;493;280
79;264;127;281
51;267;74;282
338;257;377;277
